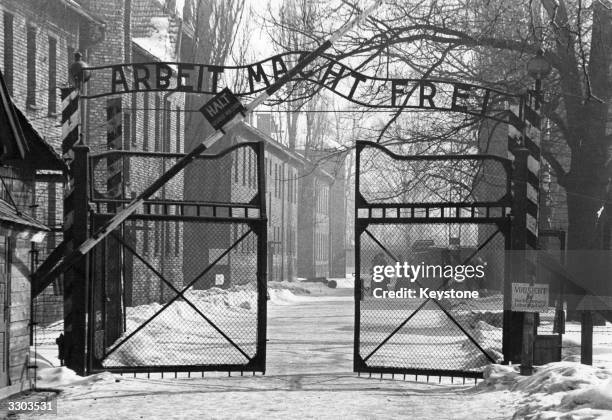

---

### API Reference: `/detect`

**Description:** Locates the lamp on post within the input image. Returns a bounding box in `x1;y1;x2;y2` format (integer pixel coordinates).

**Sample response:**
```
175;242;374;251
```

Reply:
516;49;551;376
527;49;552;96
68;52;92;91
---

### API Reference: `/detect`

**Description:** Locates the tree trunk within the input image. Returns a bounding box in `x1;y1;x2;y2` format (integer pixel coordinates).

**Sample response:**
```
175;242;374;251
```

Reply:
564;148;610;313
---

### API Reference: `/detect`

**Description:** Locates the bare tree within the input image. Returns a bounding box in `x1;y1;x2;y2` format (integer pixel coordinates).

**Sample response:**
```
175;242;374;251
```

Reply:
270;0;612;256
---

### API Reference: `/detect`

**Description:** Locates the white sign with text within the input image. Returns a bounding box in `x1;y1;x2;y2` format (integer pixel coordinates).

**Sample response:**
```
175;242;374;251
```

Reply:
511;283;549;312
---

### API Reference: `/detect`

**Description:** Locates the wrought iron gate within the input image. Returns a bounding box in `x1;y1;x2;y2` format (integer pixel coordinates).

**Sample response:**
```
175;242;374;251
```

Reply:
354;141;512;378
83;141;267;374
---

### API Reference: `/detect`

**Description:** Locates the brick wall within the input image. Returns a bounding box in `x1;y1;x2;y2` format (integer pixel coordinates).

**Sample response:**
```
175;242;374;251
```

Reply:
0;0;79;152
79;0;186;307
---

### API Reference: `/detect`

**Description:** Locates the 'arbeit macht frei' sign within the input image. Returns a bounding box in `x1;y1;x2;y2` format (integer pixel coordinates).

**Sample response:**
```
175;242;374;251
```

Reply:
84;52;520;122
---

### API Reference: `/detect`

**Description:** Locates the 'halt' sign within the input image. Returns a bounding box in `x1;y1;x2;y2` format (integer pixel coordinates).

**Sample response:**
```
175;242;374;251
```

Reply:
199;87;245;130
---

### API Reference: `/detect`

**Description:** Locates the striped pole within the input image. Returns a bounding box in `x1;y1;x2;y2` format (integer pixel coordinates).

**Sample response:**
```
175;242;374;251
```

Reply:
37;0;383;284
60;86;80;270
106;98;123;202
61;87;80;162
60;86;89;374
507;91;541;250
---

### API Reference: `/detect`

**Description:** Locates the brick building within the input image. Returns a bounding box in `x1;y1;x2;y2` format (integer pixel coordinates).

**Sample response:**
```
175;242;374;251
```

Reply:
301;148;347;278
237;124;301;283
296;153;333;280
70;0;188;308
0;0;104;326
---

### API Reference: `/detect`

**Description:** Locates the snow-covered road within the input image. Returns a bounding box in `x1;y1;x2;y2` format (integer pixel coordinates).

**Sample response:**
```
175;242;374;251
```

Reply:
23;286;523;420
267;288;355;375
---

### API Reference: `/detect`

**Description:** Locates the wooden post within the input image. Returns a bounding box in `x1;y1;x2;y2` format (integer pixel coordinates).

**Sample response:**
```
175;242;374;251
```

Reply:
63;145;90;375
581;311;593;365
510;148;536;375
521;312;535;375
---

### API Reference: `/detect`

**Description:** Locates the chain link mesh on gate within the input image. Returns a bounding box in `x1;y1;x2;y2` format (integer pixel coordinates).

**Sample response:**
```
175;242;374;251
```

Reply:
85;142;266;372
32;175;65;365
354;141;511;377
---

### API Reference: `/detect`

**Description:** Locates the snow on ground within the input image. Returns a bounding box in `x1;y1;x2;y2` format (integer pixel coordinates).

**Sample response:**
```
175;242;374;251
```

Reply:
104;283;319;367
28;283;612;419
476;362;612;419
36;367;113;389
27;292;522;420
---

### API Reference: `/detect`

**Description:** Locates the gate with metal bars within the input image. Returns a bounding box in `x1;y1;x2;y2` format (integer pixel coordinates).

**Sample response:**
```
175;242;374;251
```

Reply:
73;141;267;374
353;141;512;378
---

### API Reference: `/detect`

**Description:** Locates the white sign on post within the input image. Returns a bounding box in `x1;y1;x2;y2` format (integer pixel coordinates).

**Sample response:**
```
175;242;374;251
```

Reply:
511;283;549;312
215;274;225;286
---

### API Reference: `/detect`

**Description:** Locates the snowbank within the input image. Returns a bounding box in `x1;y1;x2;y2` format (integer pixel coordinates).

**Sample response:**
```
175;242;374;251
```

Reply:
269;289;313;305
103;284;313;367
36;366;113;388
477;362;612;419
328;277;355;289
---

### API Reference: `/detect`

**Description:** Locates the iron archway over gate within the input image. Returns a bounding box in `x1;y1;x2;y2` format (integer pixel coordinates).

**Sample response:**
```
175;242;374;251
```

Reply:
31;47;542;376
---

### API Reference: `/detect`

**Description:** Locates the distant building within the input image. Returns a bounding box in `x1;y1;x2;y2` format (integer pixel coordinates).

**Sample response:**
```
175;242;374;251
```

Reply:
302;148;347;278
235;124;301;283
295;148;346;280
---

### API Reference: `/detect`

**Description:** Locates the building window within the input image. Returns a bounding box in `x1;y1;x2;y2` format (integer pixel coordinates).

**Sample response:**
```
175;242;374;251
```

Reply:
274;164;278;198
164;219;171;257
154;206;160;256
175;106;181;153
143;92;149;150
154;95;161;151
26;25;37;108
143;220;150;255
163;99;171;152
66;45;74;80
174;221;180;257
241;148;246;186
123;111;131;150
3;13;13;95
48;37;57;115
288;169;292;204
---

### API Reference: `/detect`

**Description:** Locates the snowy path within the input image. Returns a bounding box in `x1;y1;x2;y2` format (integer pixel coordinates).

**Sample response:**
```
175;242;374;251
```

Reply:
266;289;355;375
24;288;521;420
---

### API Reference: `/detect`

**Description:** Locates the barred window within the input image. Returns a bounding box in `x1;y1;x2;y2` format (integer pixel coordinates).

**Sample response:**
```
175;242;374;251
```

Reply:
3;13;13;95
164;99;171;152
154;95;161;152
143;92;150;151
26;26;37;107
175;106;181;153
174;220;180;257
48;37;57;115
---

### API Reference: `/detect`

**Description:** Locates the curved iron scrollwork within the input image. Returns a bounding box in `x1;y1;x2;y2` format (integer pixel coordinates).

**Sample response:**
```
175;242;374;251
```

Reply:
84;52;523;125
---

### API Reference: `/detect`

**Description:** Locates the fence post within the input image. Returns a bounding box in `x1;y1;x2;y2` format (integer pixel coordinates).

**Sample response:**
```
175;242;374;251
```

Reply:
63;145;90;375
581;311;593;365
510;147;536;375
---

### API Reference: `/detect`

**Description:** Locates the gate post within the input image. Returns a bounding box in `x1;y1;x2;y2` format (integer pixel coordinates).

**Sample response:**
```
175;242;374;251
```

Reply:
255;140;267;372
503;147;536;373
63;145;90;375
